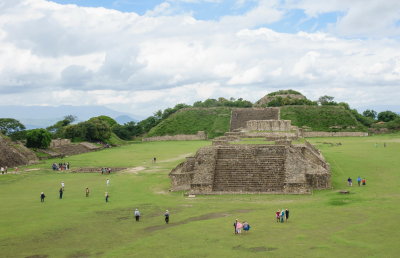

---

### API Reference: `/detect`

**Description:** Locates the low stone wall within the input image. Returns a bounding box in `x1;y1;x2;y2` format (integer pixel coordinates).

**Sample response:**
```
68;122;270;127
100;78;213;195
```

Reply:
246;120;291;131
50;138;71;148
303;132;368;137
142;131;206;142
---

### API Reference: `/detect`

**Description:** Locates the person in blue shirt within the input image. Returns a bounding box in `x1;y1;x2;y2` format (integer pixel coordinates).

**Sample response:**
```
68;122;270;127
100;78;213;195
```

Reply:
357;176;361;186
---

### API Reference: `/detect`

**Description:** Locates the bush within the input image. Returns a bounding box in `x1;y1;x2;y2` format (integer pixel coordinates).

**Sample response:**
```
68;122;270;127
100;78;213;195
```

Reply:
378;111;399;122
26;129;52;149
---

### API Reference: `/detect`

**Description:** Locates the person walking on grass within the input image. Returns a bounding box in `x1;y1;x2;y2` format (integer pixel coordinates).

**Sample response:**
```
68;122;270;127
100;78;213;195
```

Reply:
357;176;361;186
85;187;90;197
134;209;141;222
106;178;110;187
59;187;63;199
236;220;243;234
285;208;289;222
280;209;285;223
40;192;45;202
164;210;170;224
233;219;238;234
105;192;109;202
276;210;280;222
347;177;352;186
362;178;366;186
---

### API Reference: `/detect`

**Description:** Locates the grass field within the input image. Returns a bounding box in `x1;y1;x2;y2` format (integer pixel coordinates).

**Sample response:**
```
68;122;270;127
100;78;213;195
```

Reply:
1;135;399;257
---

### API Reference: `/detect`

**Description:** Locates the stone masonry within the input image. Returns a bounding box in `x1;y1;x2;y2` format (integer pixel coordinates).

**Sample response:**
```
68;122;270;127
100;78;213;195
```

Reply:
169;140;330;194
246;120;292;131
230;108;280;131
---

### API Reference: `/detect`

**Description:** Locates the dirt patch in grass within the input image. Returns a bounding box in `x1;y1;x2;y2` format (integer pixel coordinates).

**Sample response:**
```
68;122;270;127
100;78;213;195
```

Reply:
144;209;253;233
233;245;277;252
67;250;91;258
25;255;49;258
121;166;146;174
159;153;193;163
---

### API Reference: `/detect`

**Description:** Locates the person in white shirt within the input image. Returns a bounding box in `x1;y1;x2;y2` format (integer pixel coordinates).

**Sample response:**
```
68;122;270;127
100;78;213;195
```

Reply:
134;209;141;221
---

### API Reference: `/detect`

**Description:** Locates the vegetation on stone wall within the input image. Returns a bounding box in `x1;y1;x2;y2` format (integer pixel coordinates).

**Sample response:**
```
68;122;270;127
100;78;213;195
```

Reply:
280;106;367;132
147;107;231;139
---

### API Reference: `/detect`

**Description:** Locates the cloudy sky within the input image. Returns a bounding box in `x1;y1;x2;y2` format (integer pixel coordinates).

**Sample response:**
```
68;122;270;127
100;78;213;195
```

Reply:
1;0;400;118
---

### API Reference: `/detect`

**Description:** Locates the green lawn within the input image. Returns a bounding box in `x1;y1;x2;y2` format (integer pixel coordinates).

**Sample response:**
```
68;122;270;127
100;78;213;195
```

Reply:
0;136;399;257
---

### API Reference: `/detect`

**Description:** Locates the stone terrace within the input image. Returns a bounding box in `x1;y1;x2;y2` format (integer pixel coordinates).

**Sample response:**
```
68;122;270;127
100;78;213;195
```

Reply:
230;108;280;131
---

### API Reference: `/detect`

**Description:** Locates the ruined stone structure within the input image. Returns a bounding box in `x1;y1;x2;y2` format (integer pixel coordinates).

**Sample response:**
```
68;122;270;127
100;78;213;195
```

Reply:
0;134;38;167
142;131;207;142
246;120;292;131
230;108;280;131
170;107;331;194
50;138;71;148
170;140;330;194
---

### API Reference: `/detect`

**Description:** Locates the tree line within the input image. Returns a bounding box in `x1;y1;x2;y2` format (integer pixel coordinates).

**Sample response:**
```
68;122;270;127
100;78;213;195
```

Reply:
1;93;399;149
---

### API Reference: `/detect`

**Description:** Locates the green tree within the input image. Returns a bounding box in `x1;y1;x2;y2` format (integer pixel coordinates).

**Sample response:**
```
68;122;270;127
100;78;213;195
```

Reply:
82;118;111;141
90;116;117;127
362;109;377;120
318;95;336;105
378;111;399;122
0;118;26;136
47;115;77;138
26;129;52;149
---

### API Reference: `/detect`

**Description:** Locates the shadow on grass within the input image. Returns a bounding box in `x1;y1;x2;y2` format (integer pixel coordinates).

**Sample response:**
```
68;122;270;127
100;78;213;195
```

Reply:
144;209;253;233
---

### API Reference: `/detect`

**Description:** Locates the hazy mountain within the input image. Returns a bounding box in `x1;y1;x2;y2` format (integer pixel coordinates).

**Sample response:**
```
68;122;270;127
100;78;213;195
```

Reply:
0;105;138;128
115;115;136;124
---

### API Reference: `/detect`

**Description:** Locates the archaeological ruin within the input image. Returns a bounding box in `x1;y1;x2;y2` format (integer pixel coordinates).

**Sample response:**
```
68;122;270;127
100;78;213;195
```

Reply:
169;108;331;194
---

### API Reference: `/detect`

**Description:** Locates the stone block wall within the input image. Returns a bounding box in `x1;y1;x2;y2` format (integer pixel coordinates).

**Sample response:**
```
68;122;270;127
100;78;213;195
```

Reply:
246;120;291;131
50;138;71;148
143;131;207;142
303;132;368;137
230;108;280;131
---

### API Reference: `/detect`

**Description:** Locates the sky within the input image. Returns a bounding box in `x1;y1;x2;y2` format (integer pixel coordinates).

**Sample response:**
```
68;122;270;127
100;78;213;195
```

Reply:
1;0;400;118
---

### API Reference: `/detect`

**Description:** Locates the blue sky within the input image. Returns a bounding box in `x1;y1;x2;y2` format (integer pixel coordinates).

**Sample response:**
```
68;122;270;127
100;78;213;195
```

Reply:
0;0;400;118
49;0;341;34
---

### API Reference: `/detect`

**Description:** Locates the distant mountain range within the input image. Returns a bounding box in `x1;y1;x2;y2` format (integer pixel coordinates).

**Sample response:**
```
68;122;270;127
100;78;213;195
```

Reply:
0;105;138;129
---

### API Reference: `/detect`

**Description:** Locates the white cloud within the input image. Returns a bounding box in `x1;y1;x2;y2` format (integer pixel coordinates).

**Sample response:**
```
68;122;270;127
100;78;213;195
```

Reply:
0;0;399;116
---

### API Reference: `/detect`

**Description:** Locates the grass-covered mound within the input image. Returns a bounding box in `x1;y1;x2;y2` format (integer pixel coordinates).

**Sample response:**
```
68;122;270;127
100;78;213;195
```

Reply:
147;107;231;139
281;106;367;131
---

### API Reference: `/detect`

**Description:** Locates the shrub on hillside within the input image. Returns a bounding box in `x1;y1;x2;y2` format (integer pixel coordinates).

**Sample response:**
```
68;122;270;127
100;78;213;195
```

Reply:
378;111;398;122
26;129;52;149
267;89;302;96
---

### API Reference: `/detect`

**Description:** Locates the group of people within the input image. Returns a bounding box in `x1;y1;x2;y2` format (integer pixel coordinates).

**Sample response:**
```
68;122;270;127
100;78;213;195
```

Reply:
52;162;70;171
276;209;289;223
233;219;251;234
347;176;366;186
101;167;112;174
41;179;110;202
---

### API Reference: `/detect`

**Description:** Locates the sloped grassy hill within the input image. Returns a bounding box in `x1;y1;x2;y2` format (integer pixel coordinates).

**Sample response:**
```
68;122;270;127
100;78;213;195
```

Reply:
280;106;367;131
147;106;366;139
147;107;231;139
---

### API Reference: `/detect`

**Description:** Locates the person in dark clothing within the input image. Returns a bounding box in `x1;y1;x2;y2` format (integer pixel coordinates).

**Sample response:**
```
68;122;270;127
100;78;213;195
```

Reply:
105;192;109;202
59;188;63;199
85;187;90;197
285;209;289;222
233;219;238;234
164;210;170;224
40;192;45;202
